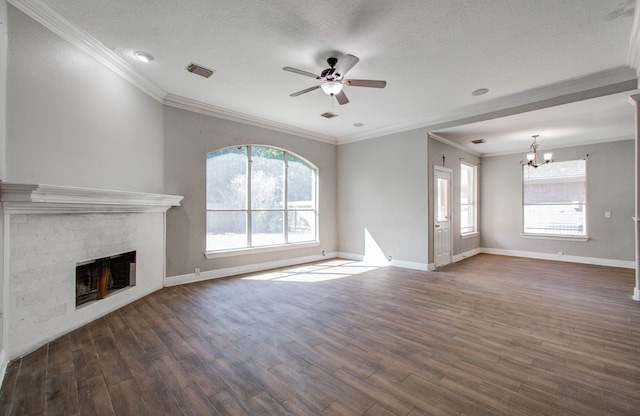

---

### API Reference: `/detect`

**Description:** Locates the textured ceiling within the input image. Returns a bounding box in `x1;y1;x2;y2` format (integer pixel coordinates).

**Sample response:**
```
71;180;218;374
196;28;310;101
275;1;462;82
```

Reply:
17;0;640;152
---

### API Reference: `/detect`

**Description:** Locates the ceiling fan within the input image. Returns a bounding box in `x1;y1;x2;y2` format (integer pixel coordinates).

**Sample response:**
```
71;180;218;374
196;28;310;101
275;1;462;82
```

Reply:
283;54;386;105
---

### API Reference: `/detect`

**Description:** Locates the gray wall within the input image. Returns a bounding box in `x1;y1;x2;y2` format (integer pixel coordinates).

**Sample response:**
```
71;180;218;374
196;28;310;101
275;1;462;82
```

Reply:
0;0;7;365
337;129;429;266
481;139;635;262
428;137;481;263
6;6;164;193
163;106;338;277
0;0;5;180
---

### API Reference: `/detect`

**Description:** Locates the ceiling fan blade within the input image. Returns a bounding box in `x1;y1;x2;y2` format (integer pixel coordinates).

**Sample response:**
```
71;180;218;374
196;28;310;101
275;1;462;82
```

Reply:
283;67;319;79
290;85;320;97
335;54;359;77
345;79;387;88
335;90;349;105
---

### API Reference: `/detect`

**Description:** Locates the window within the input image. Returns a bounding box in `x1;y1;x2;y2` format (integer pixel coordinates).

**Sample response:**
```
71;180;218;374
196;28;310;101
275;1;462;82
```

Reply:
522;159;586;237
460;163;477;235
206;145;318;252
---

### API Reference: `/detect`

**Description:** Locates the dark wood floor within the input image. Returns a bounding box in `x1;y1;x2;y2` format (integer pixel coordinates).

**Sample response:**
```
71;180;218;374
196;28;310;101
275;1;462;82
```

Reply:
1;254;639;415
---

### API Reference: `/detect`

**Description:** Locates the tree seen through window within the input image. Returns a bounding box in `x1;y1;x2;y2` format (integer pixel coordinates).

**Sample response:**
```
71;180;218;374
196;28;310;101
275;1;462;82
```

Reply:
206;145;317;251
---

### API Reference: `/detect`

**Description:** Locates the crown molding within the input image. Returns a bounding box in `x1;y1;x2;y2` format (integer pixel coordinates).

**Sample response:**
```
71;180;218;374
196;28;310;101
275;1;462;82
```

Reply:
10;0;639;149
10;0;337;144
337;67;637;145
10;0;338;145
163;94;337;145
8;0;167;102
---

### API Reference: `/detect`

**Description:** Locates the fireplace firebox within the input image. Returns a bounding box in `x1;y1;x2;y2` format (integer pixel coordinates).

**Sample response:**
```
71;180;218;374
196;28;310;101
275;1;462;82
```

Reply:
76;251;136;306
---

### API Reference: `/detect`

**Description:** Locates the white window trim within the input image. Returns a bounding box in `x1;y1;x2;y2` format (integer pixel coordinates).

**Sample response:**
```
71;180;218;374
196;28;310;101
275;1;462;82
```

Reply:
460;162;478;237
205;241;320;259
520;233;589;242
521;159;587;240
461;231;479;239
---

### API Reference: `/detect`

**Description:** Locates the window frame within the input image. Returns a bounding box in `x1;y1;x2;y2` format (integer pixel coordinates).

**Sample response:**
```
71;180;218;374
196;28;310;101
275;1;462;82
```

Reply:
460;162;478;237
521;159;589;242
205;145;319;257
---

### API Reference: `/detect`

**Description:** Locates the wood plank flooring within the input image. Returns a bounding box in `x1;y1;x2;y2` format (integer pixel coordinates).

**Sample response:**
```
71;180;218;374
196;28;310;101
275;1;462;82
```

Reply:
1;254;639;415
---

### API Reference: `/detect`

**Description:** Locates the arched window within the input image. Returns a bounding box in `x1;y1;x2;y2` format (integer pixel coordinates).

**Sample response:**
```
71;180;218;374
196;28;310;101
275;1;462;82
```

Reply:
206;145;318;252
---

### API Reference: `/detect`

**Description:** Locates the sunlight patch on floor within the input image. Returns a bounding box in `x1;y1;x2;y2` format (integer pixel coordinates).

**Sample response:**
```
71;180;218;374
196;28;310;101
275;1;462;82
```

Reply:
242;260;383;283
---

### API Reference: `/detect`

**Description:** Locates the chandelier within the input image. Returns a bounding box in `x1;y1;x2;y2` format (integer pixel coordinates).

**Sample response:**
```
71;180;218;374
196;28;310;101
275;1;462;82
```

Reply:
526;135;553;168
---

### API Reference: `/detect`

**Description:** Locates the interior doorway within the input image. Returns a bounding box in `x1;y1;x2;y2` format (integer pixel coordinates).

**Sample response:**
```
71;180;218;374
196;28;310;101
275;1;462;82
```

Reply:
434;166;452;267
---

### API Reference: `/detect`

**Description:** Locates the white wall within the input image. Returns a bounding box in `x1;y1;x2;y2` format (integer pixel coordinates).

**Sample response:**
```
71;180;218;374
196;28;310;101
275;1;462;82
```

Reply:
337;129;429;268
163;106;338;278
481;139;635;264
6;5;164;193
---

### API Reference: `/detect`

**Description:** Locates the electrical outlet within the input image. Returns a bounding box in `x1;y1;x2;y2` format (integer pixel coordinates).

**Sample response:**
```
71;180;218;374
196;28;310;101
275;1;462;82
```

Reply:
388;255;392;261
195;268;200;275
605;211;611;218
322;250;325;256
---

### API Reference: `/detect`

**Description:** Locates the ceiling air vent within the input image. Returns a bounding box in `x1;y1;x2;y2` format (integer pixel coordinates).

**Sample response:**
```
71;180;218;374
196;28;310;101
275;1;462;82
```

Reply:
186;62;215;78
471;139;486;144
320;112;339;119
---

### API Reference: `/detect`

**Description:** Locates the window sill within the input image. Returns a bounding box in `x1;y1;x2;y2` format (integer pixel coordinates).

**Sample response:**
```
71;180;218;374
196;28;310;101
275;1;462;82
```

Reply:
460;232;479;239
205;241;320;259
520;233;589;242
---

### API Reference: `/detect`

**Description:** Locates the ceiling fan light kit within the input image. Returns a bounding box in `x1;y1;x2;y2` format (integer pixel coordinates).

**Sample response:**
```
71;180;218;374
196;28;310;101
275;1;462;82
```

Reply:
283;54;387;106
320;81;343;96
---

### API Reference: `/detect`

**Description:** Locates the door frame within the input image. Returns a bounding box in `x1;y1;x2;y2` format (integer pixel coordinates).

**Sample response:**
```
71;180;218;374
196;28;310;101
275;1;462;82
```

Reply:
434;165;453;267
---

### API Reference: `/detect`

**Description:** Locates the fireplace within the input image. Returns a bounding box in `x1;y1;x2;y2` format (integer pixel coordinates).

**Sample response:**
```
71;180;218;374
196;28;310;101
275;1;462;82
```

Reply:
76;251;137;306
0;182;183;360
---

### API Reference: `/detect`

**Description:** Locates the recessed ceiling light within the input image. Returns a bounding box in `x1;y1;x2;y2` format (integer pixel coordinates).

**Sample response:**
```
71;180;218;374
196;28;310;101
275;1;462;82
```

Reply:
353;123;365;127
133;51;154;63
471;88;489;96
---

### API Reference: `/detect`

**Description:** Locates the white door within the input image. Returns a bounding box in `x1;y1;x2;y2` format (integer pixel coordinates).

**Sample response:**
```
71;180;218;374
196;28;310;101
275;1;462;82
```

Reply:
434;166;452;267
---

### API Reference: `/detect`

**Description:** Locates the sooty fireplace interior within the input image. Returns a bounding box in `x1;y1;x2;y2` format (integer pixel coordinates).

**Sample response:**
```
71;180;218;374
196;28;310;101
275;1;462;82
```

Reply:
76;251;136;306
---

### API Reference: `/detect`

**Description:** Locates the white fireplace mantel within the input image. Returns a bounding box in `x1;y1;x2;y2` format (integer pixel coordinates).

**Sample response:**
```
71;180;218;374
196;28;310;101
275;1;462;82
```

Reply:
0;182;183;214
0;182;183;363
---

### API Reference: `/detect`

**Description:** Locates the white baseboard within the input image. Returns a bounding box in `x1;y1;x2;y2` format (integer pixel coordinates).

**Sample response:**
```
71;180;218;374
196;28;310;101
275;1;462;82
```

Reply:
166;247;633;288
338;252;430;271
336;251;364;262
165;252;339;286
389;259;429;271
480;247;636;269
429;248;482;270
452;248;482;264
